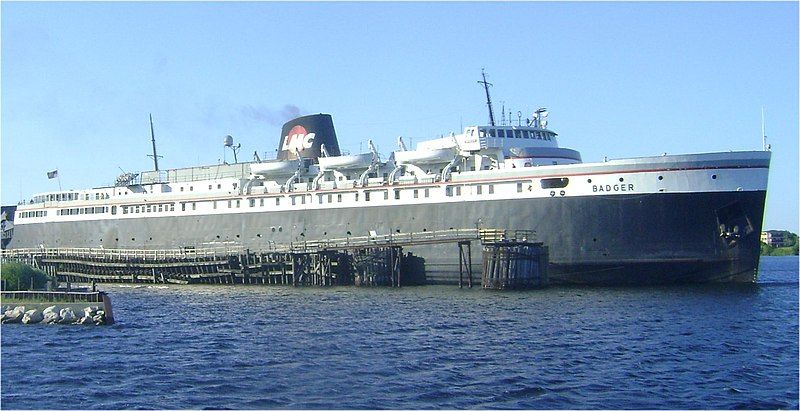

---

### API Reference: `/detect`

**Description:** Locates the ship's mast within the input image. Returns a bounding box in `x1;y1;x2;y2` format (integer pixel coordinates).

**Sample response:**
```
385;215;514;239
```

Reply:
148;113;162;171
478;69;496;126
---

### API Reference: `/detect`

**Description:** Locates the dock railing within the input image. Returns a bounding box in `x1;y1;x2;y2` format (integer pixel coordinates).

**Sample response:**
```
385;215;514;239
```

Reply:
0;228;536;262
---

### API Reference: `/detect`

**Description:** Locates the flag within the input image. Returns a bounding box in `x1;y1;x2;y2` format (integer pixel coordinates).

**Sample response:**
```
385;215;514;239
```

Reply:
47;170;58;179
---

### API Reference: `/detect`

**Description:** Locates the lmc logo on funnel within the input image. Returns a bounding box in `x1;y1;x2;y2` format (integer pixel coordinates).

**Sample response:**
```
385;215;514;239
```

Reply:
281;125;316;152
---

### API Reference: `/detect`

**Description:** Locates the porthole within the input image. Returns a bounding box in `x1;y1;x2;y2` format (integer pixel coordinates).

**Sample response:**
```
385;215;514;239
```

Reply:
216;235;220;239
658;176;663;181
256;234;262;238
619;177;624;182
712;174;717;180
587;179;592;183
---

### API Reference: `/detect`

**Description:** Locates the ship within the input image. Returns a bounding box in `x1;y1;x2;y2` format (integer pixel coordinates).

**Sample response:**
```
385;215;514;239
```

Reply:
4;74;771;285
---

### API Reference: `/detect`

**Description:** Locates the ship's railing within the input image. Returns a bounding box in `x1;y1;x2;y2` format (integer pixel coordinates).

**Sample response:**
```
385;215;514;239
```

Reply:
0;228;537;261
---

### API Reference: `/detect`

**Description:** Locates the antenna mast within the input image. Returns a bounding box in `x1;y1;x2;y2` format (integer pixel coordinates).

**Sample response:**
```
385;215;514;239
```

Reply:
148;113;162;171
478;69;496;126
761;107;769;151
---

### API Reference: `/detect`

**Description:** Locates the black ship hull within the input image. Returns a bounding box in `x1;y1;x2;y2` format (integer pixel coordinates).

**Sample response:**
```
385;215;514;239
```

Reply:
7;189;766;285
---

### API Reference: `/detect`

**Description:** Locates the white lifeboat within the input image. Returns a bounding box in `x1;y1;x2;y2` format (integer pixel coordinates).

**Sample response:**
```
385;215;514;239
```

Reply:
393;148;454;165
250;159;300;176
318;153;373;171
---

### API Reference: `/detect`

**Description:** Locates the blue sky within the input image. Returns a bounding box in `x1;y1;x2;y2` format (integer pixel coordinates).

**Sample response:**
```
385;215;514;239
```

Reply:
2;1;797;231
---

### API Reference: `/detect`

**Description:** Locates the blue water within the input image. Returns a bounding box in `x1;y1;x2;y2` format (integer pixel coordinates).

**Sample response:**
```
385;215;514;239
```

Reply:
2;256;798;409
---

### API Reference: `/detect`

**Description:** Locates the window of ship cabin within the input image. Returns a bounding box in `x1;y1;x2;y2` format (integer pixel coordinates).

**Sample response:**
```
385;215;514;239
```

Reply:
250;199;256;208
488;184;495;194
413;189;419;199
327;194;332;203
384;191;389;200
337;194;342;202
180;187;184;192
192;203;196;210
355;192;359;202
456;186;462;196
158;204;163;212
292;196;297;206
218;184;222;189
446;186;453;197
209;185;213;190
227;200;232;208
146;205;152;212
302;196;307;205
259;198;264;207
318;194;323;204
365;192;371;201
233;183;238;190
477;185;483;195
213;201;218;209
541;177;569;189
523;130;530;139
394;189;400;200
517;182;523;192
190;186;194;191
275;197;280;206
123;206;128;214
425;188;430;198
170;204;174;212
514;130;521;138
236;200;240;208
182;203;187;211
496;129;505;138
489;129;496;137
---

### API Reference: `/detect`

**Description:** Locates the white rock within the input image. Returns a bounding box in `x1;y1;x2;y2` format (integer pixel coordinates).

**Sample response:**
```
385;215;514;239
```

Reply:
3;309;24;324
42;306;58;316
58;308;76;324
22;309;43;324
43;312;60;324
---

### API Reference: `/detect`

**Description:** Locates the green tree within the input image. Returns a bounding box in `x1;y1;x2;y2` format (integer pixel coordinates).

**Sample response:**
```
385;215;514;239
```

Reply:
1;262;50;291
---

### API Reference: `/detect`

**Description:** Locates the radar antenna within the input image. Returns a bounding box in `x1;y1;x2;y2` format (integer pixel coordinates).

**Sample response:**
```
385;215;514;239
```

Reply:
478;69;496;126
147;114;163;171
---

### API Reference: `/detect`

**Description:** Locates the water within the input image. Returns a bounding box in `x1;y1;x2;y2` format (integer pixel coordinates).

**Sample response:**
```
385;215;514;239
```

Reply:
2;256;797;409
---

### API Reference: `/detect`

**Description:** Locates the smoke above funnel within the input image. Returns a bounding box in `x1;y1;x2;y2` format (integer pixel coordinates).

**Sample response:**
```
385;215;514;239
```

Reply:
240;104;303;126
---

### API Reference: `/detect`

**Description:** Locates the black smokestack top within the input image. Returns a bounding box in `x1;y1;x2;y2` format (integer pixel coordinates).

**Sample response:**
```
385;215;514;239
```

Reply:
276;114;341;162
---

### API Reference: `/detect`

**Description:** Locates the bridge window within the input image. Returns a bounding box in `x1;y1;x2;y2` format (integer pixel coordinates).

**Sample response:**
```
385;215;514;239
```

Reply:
489;129;496;137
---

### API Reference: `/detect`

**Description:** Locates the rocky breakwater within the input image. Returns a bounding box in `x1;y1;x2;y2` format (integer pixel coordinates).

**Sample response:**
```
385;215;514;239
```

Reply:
0;291;114;325
1;305;109;325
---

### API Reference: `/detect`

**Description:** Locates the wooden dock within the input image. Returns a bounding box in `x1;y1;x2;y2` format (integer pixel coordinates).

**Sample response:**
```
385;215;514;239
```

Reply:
1;228;547;288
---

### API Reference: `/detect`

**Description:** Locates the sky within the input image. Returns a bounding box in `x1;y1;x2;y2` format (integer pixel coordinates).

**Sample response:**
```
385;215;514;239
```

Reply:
1;1;797;231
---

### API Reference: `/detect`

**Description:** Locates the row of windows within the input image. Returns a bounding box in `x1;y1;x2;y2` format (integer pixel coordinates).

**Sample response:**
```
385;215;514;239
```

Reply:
122;203;175;215
58;207;109;216
49;179;573;219
483;129;553;141
446;184;496;197
19;210;47;218
33;192;79;203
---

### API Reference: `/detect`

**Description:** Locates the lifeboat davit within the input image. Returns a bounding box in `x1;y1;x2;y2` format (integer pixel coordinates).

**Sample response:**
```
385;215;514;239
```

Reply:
250;159;300;176
393;148;453;165
318;153;373;171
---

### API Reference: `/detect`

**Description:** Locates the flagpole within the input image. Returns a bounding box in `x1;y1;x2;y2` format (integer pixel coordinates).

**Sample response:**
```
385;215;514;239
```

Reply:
57;167;62;191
